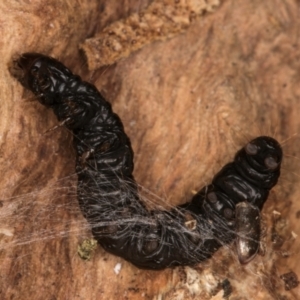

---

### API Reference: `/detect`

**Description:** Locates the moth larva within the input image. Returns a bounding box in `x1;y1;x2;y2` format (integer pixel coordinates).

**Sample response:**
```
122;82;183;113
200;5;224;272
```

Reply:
11;53;282;269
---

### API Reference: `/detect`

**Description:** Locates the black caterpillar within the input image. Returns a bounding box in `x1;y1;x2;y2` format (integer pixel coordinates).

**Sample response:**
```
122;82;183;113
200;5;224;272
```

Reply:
11;53;282;270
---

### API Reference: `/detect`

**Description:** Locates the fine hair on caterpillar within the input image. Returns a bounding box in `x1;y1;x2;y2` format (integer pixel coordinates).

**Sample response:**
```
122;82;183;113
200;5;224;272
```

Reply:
10;53;283;270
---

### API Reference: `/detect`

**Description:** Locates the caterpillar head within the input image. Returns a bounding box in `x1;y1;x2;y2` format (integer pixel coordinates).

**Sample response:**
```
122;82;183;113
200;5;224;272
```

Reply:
244;136;282;171
11;53;72;106
235;136;283;190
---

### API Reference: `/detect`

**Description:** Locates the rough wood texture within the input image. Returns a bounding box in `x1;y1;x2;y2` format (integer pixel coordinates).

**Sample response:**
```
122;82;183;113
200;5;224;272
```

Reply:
81;0;221;69
1;0;300;299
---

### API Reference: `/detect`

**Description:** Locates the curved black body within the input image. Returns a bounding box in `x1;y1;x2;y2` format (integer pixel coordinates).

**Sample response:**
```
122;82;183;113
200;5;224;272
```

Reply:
12;53;283;270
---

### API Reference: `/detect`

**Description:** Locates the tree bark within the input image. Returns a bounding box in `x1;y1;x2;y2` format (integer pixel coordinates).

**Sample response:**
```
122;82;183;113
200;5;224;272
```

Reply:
0;0;299;299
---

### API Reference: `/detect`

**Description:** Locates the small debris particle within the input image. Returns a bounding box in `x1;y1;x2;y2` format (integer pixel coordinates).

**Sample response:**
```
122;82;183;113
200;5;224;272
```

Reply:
280;251;291;258
291;231;298;239
77;238;97;260
184;213;197;230
222;279;232;299
280;271;299;291
114;262;122;275
0;228;14;237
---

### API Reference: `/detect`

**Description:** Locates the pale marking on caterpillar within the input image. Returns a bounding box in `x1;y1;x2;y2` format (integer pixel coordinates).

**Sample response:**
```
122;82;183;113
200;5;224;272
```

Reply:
11;53;282;270
235;202;260;264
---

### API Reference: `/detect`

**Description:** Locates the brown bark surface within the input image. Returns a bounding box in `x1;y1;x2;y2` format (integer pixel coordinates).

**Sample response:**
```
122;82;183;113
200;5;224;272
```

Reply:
0;0;300;299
